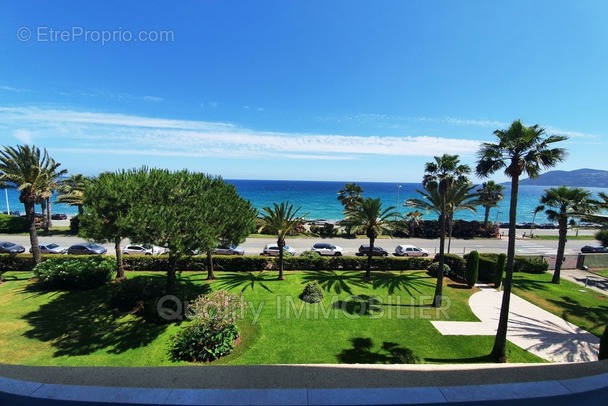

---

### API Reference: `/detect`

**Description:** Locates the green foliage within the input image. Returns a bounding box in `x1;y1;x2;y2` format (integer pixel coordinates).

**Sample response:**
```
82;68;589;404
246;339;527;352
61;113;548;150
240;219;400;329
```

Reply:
441;254;466;277
34;256;113;290
309;223;337;237
427;262;450;276
170;322;239;363
301;281;324;303
109;276;165;311
170;291;245;362
0;254;36;272
595;230;608;247
513;256;548;274
465;250;480;287
69;215;80;234
495;254;506;288
0;214;27;233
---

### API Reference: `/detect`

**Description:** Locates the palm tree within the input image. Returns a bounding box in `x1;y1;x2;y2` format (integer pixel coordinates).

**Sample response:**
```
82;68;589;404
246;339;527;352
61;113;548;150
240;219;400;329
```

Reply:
259;201;304;280
418;154;471;307
345;197;399;280
476;119;568;362
406;181;478;253
0;145;66;263
56;174;89;216
337;183;364;236
38;161;67;232
477;181;505;227
530;204;545;237
539;186;596;284
405;210;424;237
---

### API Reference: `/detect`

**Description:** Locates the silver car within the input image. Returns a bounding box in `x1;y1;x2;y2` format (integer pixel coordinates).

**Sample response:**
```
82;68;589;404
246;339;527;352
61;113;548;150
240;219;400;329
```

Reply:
35;243;68;254
214;245;245;255
262;244;296;256
394;245;430;257
311;242;343;256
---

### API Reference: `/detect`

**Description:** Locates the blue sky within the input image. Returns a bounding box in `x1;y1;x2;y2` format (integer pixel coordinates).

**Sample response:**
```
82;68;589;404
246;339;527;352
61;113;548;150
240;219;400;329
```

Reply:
0;1;607;182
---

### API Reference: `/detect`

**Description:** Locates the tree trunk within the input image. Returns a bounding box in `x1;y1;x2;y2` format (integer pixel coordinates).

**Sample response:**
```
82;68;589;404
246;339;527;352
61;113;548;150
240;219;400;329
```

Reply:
483;207;490;227
165;254;178;295
365;235;374;280
277;238;285;280
46;196;53;231
206;250;215;280
40;199;49;233
114;236;125;279
491;175;519;363
25;200;41;264
447;213;454;254
433;194;447;308
552;215;568;284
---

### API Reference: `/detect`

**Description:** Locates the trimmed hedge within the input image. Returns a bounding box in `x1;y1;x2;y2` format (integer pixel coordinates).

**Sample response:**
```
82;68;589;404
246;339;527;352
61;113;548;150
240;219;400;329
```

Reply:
0;214;27;233
34;256;114;290
467;253;548;284
465;251;479;287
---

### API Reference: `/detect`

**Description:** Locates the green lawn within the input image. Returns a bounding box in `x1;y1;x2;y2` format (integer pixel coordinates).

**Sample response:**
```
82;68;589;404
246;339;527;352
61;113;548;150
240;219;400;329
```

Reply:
511;271;608;336
590;269;608;278
0;270;543;366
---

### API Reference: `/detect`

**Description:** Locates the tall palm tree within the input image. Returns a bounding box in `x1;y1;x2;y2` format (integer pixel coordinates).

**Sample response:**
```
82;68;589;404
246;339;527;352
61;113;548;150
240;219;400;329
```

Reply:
337;183;364;237
0;145;66;263
38;160;67;232
56;174;89;216
419;154;471;307
405;210;424;237
539;186;596;284
259;201;304;280
345;197;399;280
476;119;568;362
477;181;505;227
406;181;478;253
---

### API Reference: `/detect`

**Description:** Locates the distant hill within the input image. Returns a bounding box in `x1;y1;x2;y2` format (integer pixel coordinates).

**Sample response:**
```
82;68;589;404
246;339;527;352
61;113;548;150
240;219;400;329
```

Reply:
519;168;608;187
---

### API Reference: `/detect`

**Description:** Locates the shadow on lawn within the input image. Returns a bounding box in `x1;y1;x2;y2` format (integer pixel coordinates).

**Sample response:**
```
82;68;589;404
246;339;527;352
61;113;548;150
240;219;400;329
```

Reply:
337;337;419;364
550;295;608;334
372;272;435;296
214;271;275;293
20;275;209;357
302;271;370;295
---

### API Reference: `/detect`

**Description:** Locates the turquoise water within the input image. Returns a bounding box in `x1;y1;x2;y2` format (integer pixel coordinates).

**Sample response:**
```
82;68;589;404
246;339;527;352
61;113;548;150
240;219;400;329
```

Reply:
3;180;607;224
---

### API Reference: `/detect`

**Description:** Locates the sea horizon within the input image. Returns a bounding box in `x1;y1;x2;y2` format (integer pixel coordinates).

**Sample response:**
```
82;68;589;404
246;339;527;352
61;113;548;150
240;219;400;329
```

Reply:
3;179;608;225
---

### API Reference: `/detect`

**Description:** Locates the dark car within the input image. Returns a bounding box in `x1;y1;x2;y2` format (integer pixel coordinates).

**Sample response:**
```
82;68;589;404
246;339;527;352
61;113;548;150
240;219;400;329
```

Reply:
67;243;107;255
51;213;68;220
0;241;26;254
580;245;608;254
356;244;389;257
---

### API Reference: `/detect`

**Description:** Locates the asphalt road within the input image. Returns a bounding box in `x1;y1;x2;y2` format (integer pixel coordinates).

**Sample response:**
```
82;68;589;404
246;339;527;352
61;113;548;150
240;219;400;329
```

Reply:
0;228;600;258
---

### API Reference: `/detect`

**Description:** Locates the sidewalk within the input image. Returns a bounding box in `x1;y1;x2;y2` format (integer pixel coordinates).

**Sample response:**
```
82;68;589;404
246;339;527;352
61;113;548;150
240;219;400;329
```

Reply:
432;285;600;363
561;268;608;296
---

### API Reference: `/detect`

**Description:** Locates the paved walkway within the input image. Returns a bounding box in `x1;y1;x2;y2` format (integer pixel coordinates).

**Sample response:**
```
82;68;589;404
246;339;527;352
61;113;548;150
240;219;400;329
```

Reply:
432;284;600;363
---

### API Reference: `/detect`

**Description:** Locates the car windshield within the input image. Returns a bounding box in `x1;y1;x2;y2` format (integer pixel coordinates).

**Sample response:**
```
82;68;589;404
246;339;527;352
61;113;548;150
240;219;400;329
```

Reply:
46;243;59;249
1;242;14;248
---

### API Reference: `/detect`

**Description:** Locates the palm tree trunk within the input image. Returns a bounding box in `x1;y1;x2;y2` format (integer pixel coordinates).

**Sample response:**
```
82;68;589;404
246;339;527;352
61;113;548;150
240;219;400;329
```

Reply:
365;236;374;280
433;194;447;308
206;250;215;280
447;213;454;253
552;217;568;284
114;237;125;279
277;239;285;280
491;175;519;362
483;207;490;227
46;196;53;231
25;200;42;264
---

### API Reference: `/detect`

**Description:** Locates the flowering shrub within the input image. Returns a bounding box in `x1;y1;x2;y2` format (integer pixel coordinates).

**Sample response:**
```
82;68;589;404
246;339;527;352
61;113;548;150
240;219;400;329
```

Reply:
34;256;113;290
170;290;246;362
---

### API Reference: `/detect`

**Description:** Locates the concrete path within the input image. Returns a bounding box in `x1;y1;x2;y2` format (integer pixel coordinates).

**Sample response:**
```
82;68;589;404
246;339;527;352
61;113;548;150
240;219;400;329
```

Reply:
561;268;608;296
432;285;600;363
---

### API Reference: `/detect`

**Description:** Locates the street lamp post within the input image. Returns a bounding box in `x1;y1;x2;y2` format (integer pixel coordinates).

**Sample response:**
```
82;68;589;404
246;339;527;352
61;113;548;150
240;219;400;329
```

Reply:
495;211;502;224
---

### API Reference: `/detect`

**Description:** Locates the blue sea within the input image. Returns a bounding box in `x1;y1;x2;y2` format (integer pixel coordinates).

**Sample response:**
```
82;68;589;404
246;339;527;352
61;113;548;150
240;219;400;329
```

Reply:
2;180;608;224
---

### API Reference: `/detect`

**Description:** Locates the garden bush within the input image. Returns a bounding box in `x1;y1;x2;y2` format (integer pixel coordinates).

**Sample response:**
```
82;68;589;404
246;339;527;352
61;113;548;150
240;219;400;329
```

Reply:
440;254;466;277
0;254;36;272
594;230;608;247
170;290;245;362
427;262;450;276
0;214;27;233
34;256;113;290
465;250;479;287
513;256;548;274
301;281;324;303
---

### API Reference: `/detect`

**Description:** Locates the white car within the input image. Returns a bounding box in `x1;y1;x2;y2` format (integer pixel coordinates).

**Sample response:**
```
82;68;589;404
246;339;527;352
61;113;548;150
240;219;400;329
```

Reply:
262;244;296;256
214;245;245;255
311;242;344;256
122;244;165;256
394;245;430;257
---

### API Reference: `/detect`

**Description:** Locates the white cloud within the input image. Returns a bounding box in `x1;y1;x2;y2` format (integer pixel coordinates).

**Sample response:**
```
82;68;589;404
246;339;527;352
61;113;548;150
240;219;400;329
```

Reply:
0;106;483;161
13;129;33;144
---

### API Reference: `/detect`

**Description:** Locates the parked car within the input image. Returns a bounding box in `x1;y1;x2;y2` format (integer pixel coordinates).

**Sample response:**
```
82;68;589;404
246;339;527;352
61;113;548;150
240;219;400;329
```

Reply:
580;245;608;254
0;241;26;254
51;213;68;220
262;244;296;256
214;245;245;255
394;245;429;257
32;243;68;254
67;243;107;255
311;242;343;256
123;244;156;255
356;244;389;257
